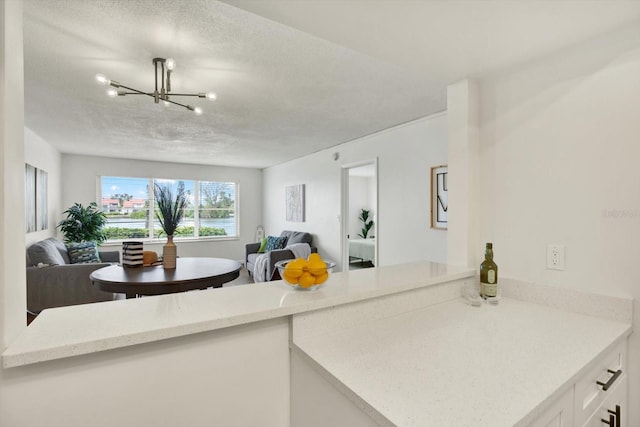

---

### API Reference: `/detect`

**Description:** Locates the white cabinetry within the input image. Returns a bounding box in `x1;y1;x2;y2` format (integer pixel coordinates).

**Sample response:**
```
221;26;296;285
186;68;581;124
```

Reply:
582;375;627;427
575;340;627;427
529;339;627;427
528;387;574;427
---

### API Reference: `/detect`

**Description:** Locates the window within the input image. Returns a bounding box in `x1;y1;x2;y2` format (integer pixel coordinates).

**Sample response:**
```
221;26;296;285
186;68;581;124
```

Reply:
100;176;237;242
198;181;236;237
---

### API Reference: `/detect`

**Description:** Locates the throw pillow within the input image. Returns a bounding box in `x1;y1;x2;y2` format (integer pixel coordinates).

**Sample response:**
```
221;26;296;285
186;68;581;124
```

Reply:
67;241;101;264
27;238;67;266
285;231;312;245
264;235;287;252
257;237;268;253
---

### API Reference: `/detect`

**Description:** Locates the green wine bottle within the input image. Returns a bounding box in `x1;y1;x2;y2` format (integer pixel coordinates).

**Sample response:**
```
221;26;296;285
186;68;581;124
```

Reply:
480;243;498;298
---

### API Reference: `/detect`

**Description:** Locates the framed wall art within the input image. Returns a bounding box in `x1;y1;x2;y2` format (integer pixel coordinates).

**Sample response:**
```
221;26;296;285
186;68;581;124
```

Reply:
430;165;448;229
25;163;48;233
286;184;305;222
25;163;36;233
37;168;48;231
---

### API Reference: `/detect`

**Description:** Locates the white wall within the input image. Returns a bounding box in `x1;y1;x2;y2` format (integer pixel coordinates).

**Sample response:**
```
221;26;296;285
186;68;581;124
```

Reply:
476;22;640;423
61;154;263;262
447;79;479;268
263;114;448;271
24;127;62;247
1;0;26;350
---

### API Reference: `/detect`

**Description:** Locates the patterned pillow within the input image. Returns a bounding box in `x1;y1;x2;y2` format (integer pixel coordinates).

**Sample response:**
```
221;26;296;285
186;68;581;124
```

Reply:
66;241;101;264
264;235;287;252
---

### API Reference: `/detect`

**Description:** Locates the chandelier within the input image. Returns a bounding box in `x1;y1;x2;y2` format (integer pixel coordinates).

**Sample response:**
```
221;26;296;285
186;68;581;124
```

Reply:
95;57;216;115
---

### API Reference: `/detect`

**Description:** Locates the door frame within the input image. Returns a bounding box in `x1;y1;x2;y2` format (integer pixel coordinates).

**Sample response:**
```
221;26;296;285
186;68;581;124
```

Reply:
340;158;378;272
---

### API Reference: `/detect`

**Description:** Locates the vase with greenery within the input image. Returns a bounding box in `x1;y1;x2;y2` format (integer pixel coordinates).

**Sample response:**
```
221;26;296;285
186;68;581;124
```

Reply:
358;208;374;239
154;181;189;269
58;202;107;244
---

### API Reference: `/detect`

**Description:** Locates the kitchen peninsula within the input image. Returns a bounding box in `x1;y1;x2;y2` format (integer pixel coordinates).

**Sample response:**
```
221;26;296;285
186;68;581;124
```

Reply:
2;262;632;427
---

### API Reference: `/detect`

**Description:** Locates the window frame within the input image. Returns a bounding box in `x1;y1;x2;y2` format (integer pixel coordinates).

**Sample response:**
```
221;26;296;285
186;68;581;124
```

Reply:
98;176;238;243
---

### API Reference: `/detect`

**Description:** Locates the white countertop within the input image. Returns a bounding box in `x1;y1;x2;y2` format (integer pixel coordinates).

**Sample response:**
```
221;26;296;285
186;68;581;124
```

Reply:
292;297;632;427
3;261;474;368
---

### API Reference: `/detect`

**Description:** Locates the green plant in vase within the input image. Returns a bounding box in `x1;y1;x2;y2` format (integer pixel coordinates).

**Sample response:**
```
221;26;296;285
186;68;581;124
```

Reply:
154;181;189;269
358;208;374;239
58;202;107;244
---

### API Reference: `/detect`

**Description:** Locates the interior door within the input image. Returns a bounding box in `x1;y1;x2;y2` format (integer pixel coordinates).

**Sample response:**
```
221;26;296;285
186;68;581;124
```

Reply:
340;160;378;272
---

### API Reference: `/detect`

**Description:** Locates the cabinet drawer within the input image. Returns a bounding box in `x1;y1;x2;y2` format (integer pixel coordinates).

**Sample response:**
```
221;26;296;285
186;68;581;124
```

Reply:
582;374;627;427
575;340;627;426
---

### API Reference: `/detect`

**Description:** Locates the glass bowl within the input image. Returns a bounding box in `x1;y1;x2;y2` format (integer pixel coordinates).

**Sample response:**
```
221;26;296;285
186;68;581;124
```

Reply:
275;259;336;290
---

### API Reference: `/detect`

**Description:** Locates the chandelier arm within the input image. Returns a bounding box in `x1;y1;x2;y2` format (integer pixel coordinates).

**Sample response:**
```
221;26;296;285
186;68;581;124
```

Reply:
165;93;206;98
163;97;193;110
119;92;155;96
114;83;154;96
161;61;166;99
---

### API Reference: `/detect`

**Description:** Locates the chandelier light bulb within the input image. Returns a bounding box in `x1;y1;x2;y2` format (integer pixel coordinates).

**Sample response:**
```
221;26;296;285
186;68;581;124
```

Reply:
194;106;203;115
165;58;176;71
106;88;118;97
163;100;170;107
205;92;217;100
95;74;110;85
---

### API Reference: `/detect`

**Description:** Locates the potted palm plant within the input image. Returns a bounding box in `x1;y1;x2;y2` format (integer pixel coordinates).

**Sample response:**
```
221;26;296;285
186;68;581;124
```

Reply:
58;202;107;244
154;181;189;269
358;208;374;239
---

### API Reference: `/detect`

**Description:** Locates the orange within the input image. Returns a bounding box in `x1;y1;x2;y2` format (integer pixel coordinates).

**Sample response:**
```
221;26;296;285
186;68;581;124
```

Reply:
308;253;322;262
282;270;300;284
308;259;327;276
298;272;316;288
284;258;306;278
314;271;329;285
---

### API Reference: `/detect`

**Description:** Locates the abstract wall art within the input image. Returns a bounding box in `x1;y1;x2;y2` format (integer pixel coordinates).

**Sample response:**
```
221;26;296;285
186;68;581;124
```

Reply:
286;184;305;222
430;165;448;229
25;163;48;233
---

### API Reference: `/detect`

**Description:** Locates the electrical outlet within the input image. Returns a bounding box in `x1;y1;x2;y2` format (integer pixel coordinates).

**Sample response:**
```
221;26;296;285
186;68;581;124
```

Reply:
546;245;565;270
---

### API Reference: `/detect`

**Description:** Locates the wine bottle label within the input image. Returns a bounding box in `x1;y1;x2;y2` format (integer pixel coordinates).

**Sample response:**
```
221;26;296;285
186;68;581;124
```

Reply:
481;282;498;298
488;270;496;284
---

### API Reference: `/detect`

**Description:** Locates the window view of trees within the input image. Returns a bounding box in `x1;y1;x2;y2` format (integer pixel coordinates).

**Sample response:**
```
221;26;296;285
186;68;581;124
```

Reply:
199;181;235;219
100;176;237;241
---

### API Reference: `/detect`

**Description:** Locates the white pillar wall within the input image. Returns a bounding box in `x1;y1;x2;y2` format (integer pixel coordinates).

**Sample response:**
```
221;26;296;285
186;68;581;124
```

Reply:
1;0;26;349
446;79;480;268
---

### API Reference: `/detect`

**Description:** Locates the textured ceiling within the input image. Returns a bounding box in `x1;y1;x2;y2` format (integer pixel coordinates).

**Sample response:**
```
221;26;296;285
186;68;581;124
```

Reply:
23;0;640;169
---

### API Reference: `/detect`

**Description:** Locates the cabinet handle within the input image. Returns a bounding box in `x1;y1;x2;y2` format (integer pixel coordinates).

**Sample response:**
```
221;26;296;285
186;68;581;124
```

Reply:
597;369;622;391
607;405;621;427
601;413;615;426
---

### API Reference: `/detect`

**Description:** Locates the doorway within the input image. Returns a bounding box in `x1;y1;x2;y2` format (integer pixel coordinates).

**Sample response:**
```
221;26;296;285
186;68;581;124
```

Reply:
341;160;378;271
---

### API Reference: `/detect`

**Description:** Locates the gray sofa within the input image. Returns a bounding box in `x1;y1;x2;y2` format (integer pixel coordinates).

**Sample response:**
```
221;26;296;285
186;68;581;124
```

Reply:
245;230;317;281
26;238;120;314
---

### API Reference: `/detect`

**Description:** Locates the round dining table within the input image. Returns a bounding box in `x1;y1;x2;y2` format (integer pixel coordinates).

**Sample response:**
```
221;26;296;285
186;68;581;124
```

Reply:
91;257;242;298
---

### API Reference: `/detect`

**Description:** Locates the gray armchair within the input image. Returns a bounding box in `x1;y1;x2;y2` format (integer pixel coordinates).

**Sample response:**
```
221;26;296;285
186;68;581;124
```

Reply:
26;238;120;314
245;230;317;281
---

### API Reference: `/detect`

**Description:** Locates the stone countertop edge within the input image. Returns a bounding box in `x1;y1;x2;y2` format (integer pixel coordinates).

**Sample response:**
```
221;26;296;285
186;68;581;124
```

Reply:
2;261;475;368
290;298;632;427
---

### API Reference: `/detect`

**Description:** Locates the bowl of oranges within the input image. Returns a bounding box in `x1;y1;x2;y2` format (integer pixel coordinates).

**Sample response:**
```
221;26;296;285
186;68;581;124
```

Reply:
275;254;335;290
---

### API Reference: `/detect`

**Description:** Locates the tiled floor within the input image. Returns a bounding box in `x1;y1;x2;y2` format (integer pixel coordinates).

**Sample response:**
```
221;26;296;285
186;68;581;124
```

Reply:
223;266;254;286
